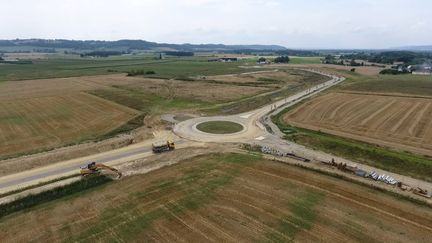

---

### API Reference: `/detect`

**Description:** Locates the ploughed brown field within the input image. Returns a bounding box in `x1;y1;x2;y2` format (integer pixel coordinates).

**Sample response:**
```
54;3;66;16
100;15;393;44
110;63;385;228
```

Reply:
284;92;432;156
1;153;431;242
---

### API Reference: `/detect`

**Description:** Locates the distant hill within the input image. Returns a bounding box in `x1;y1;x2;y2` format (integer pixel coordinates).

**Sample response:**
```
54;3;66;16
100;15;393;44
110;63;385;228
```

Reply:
393;45;432;52
0;39;287;52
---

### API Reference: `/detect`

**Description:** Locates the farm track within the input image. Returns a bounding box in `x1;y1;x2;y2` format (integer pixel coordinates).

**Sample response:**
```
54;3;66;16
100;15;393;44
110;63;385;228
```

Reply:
284;92;432;156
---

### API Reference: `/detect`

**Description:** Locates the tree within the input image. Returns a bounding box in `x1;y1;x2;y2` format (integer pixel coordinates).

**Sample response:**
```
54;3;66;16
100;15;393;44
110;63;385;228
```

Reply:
274;56;290;63
350;59;361;66
258;57;267;63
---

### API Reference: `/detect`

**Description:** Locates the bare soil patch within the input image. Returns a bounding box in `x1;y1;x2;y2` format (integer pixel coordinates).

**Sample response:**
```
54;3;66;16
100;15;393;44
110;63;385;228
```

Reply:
119;77;269;103
284;92;432;156
0;152;431;242
207;69;319;87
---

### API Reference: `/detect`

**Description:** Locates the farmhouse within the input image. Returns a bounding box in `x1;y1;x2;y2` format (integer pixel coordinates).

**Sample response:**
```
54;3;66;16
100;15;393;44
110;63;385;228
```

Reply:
208;57;238;62
412;64;432;75
220;57;238;62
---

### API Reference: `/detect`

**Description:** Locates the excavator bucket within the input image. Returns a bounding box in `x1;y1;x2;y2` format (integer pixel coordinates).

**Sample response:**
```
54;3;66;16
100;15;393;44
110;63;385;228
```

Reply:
79;162;122;179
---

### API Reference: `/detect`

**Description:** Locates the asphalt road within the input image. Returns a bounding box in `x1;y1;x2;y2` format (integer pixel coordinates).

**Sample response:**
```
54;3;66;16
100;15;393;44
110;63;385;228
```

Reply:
0;145;152;190
0;138;187;193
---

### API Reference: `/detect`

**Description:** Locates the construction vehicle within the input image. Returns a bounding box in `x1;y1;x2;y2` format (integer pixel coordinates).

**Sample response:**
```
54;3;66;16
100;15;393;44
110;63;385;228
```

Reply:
80;162;122;179
152;140;175;153
413;187;432;198
397;182;412;191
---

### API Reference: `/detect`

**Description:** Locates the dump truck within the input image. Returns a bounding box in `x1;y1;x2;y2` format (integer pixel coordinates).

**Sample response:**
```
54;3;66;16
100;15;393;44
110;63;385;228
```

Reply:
152;140;175;153
80;162;122;179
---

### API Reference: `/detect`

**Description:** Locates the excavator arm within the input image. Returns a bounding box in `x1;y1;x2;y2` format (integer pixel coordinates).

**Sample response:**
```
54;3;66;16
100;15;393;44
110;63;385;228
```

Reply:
80;162;122;179
96;164;122;178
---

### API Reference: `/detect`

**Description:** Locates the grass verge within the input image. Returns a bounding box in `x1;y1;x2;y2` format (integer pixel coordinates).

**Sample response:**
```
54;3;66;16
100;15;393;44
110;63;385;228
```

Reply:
0;174;80;199
96;113;145;141
196;121;244;134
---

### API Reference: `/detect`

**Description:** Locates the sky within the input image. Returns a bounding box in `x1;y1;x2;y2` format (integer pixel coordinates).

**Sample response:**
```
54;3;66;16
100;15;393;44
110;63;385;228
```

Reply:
0;0;431;49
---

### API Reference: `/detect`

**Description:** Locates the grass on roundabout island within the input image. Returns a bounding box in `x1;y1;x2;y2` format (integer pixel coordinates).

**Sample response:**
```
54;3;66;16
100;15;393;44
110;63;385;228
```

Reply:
196;121;244;134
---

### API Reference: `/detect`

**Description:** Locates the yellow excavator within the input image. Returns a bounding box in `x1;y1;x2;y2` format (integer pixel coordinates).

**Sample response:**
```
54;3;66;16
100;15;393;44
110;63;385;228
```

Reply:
80;162;122;179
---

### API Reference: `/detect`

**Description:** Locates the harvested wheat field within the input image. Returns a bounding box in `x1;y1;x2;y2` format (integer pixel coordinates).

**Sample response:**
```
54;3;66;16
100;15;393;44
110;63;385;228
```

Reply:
0;74;150;100
284;92;432;156
0;93;138;158
1;153;431;242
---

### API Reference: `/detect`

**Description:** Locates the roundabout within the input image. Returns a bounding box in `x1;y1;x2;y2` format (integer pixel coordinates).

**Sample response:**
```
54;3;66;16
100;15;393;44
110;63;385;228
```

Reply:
196;121;244;134
173;70;344;144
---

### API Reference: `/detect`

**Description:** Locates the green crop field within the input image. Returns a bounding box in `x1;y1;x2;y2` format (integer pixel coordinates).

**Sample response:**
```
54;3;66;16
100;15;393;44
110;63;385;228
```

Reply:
0;56;255;81
340;74;432;96
289;56;322;64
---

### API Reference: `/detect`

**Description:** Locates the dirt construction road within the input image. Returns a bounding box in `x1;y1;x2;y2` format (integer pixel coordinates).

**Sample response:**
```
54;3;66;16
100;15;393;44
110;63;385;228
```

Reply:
0;135;189;194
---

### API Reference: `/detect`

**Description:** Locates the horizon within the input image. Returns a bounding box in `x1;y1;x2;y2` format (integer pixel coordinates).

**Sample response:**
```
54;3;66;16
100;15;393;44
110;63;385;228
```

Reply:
2;38;430;51
1;0;431;49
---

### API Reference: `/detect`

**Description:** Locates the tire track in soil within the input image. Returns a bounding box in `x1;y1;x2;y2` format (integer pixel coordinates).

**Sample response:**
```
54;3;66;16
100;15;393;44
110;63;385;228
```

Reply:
241;165;432;233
